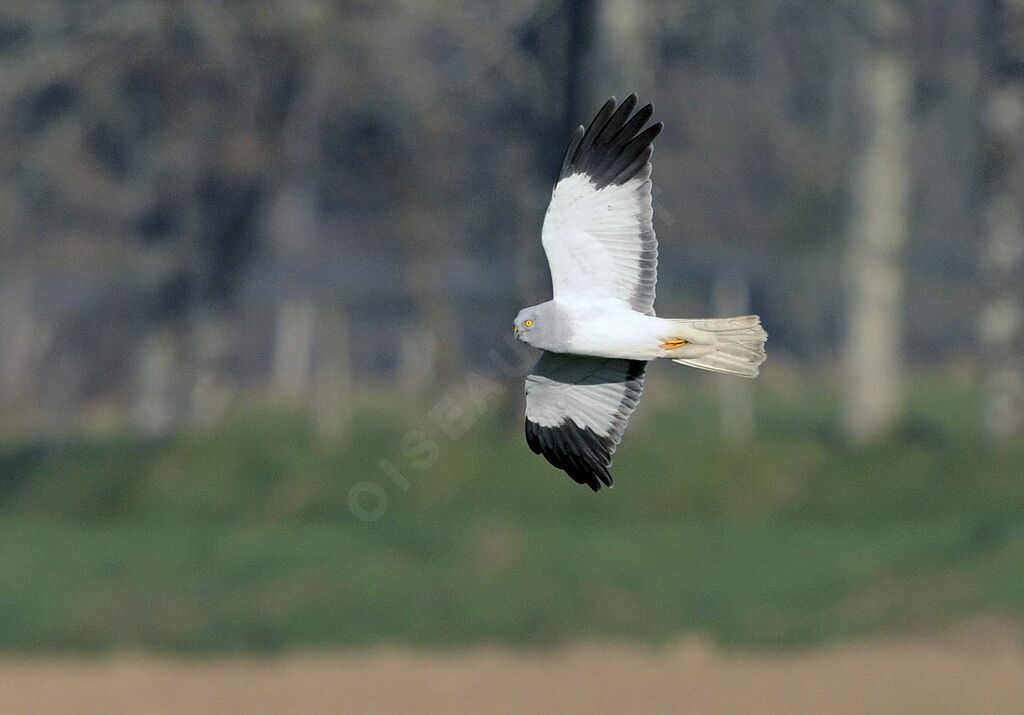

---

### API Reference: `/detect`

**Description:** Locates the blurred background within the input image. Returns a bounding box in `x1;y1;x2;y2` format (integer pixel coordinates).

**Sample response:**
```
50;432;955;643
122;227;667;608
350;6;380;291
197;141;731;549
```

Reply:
1;0;1024;711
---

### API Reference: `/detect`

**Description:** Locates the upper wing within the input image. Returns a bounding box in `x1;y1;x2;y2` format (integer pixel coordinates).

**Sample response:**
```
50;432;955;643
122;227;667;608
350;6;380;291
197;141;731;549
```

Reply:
540;95;662;315
524;351;646;491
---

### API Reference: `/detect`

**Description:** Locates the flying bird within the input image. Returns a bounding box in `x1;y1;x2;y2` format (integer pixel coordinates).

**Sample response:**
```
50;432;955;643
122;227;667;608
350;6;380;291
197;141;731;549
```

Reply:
515;95;767;491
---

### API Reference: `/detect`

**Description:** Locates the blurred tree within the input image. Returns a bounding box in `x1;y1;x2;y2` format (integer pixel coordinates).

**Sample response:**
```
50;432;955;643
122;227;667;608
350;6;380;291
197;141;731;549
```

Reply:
0;0;272;434
979;0;1024;442
0;0;1000;439
842;0;912;444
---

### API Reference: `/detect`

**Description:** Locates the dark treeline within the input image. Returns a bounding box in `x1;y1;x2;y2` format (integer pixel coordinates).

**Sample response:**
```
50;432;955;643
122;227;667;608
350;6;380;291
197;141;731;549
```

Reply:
0;1;1018;442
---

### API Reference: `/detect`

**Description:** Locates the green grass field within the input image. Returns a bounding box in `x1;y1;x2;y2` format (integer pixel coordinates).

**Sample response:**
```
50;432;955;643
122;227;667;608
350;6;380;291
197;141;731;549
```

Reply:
1;370;1022;653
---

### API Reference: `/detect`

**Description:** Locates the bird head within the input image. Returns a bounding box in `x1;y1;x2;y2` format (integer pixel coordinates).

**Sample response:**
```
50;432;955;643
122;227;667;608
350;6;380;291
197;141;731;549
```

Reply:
513;308;537;342
513;302;568;351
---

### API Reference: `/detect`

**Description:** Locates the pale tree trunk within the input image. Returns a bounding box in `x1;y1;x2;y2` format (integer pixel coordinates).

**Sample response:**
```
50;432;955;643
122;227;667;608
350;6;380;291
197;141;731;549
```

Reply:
135;328;181;436
0;267;56;435
597;0;655;98
265;180;319;407
404;259;463;390
714;272;755;442
265;47;331;407
311;306;353;445
0;270;44;409
397;320;439;394
271;298;317;406
980;0;1024;442
189;310;233;431
843;3;912;444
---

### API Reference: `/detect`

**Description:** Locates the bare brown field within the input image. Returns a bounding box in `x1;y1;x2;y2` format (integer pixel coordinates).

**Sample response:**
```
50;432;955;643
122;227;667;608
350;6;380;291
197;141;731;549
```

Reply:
2;627;1022;714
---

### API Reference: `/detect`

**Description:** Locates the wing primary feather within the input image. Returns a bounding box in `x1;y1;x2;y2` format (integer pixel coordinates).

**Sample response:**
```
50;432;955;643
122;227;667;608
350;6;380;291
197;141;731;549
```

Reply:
525;421;542;455
610;103;654;147
592;93;637;153
557;125;585;181
598;123;661;186
603;146;651;187
538;426;558;461
572;97;617;167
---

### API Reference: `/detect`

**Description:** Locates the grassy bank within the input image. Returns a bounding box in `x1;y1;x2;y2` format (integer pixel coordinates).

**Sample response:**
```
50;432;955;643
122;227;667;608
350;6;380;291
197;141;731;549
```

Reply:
0;371;1022;652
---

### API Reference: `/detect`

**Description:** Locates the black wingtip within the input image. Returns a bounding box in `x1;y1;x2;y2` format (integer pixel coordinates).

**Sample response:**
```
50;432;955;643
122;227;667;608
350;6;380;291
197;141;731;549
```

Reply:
525;419;617;492
557;95;660;188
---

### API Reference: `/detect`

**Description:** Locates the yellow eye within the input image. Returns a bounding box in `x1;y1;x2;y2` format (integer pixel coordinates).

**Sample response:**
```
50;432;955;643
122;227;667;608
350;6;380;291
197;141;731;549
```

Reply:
524;319;534;328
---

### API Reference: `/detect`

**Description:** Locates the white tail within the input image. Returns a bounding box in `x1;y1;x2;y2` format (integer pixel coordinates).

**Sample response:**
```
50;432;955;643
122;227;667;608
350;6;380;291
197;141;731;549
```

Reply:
667;315;767;378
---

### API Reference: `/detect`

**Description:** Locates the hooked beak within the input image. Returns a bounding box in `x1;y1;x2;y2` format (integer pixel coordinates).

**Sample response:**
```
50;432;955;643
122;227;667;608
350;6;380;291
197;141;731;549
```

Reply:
513;324;520;340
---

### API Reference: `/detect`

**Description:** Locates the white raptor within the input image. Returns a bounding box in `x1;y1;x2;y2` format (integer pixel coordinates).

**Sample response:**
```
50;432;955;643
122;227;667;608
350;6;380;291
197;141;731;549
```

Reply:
515;94;767;491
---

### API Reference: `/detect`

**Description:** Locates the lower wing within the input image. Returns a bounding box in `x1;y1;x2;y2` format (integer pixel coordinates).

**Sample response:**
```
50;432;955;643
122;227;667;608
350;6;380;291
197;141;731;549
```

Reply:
524;352;646;491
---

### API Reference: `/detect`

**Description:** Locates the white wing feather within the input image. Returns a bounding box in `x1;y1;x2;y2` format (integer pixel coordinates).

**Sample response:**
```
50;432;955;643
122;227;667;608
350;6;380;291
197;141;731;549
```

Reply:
541;170;657;314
